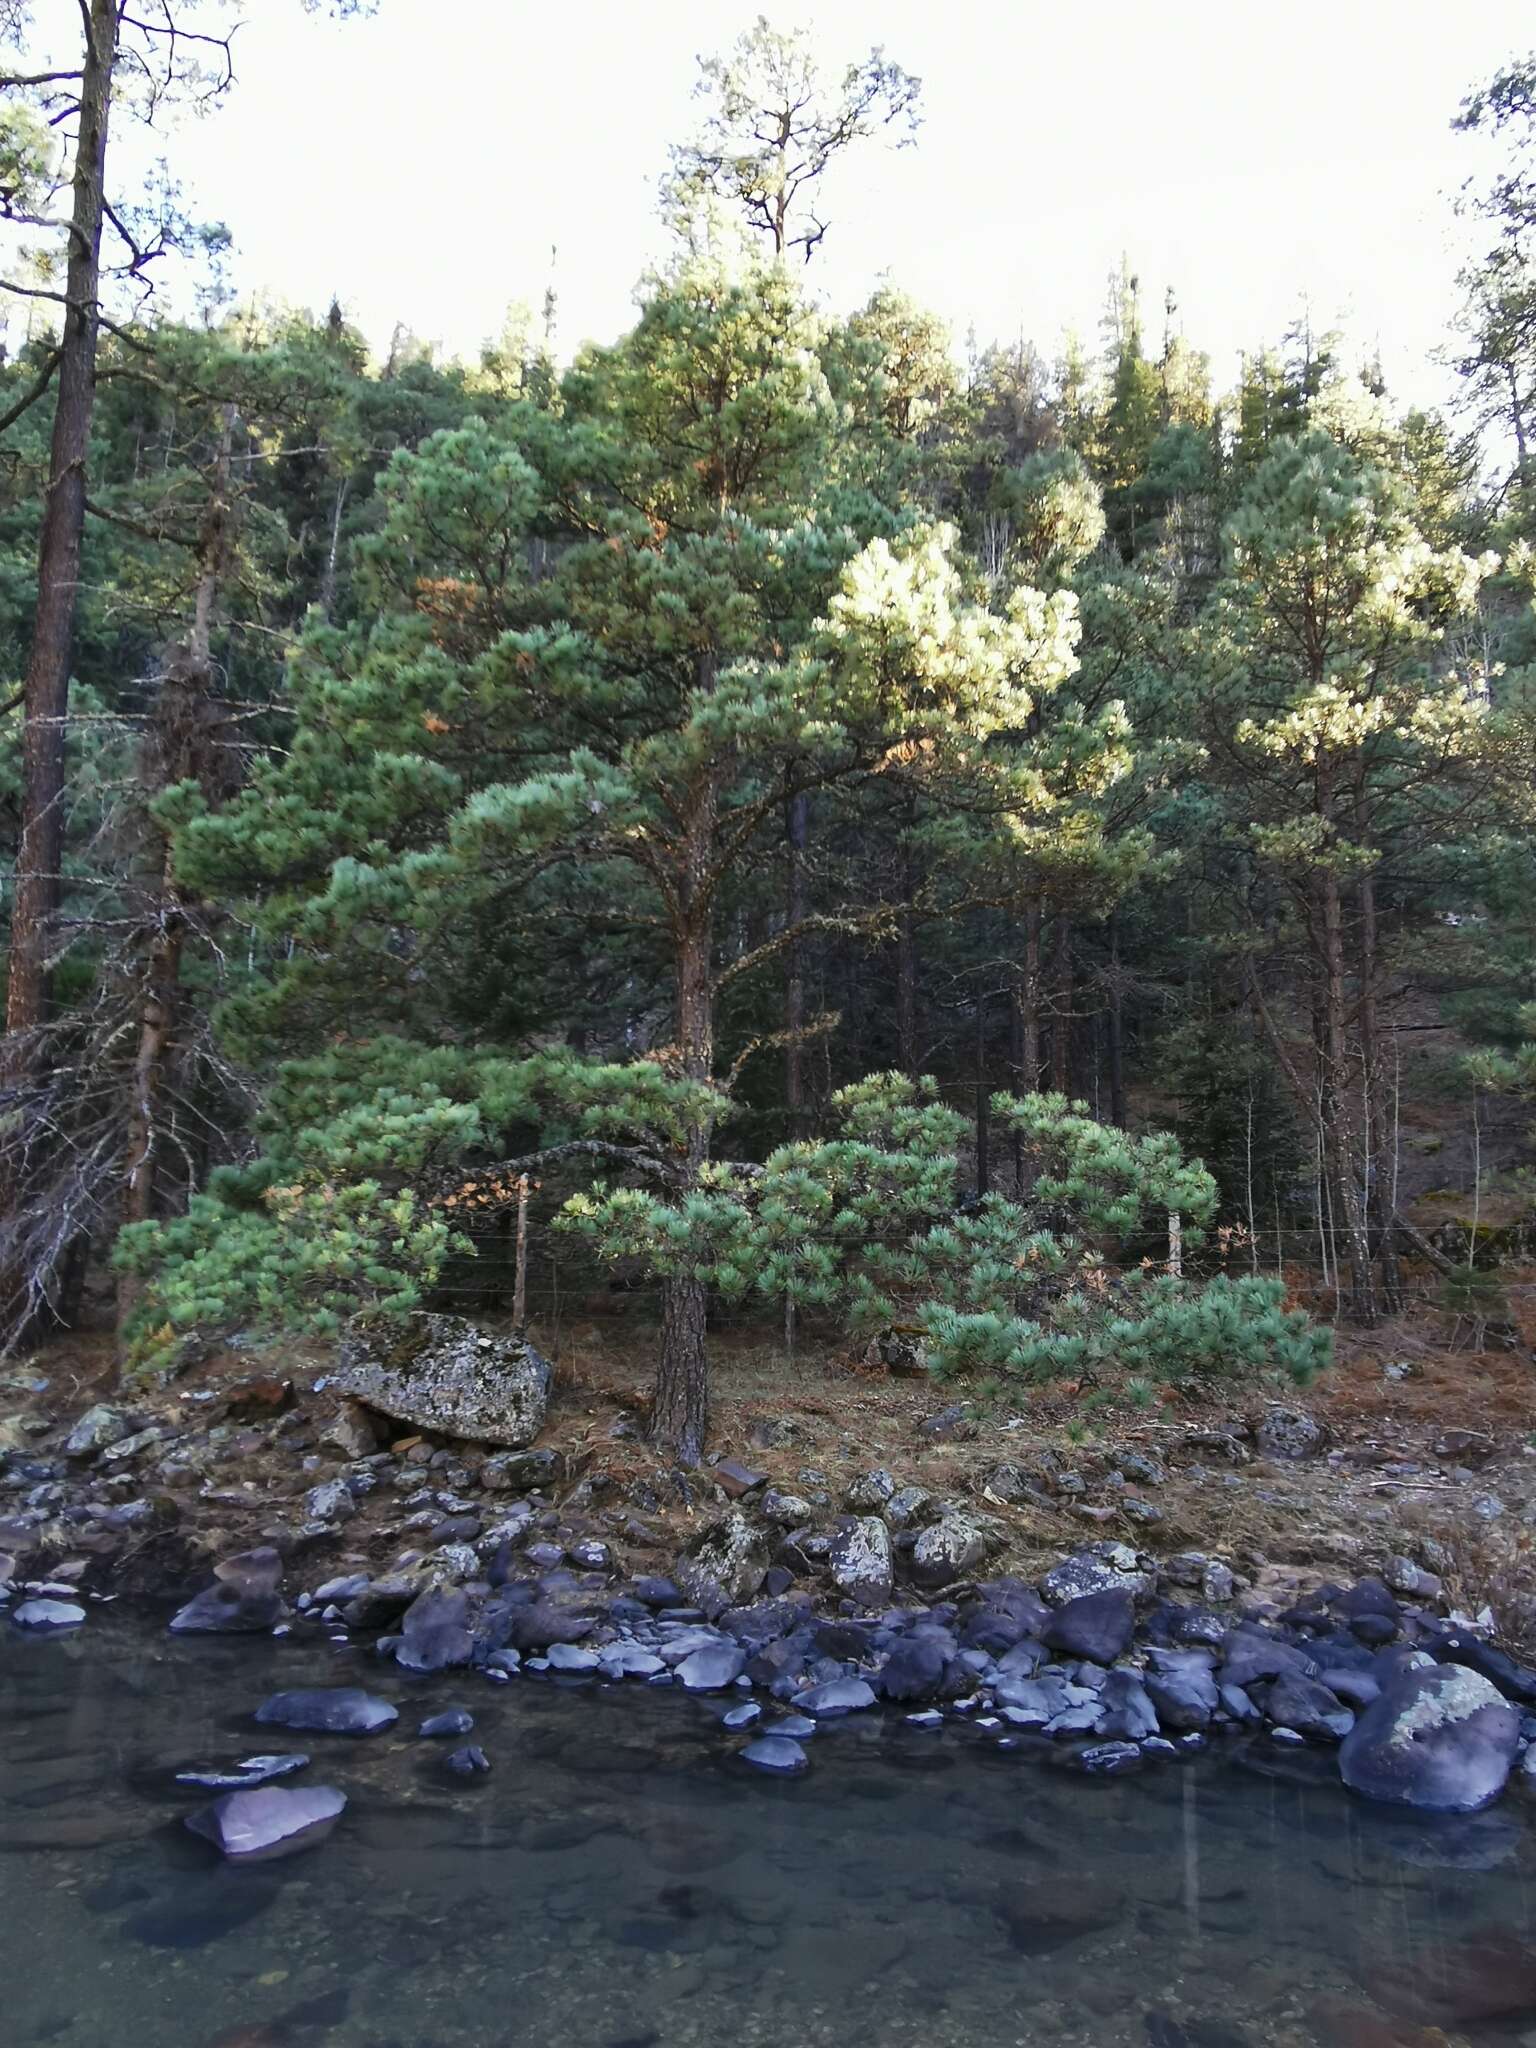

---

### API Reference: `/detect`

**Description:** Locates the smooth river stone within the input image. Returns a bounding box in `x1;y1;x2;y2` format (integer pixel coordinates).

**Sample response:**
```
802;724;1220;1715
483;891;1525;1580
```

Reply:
253;1686;397;1734
186;1784;345;1862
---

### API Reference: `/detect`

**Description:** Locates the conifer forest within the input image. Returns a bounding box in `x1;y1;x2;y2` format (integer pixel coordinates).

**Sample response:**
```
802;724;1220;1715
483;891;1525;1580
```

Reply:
15;13;1536;2047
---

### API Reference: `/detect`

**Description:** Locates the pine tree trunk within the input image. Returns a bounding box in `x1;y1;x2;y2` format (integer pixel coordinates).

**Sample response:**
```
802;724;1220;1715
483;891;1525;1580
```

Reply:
117;405;234;1344
784;787;808;1137
896;811;918;1077
1320;867;1376;1323
1019;898;1042;1091
975;995;990;1197
652;653;718;1464
1050;914;1073;1095
1107;911;1127;1127
6;3;117;1044
654;1273;708;1467
1355;861;1402;1313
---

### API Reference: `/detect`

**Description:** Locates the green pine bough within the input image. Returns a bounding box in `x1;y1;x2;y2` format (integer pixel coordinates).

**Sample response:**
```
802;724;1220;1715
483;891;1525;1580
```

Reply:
120;1062;1327;1395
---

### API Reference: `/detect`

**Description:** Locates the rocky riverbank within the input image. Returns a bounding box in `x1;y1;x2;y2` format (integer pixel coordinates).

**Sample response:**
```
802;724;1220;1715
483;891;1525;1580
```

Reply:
5;1313;1536;1823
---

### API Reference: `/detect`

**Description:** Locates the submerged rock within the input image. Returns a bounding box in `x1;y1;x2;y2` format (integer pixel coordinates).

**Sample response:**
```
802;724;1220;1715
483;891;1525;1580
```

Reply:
331;1311;551;1447
446;1744;491;1776
418;1710;474;1739
253;1687;397;1735
186;1784;345;1862
740;1735;809;1775
175;1754;310;1791
1341;1662;1520;1813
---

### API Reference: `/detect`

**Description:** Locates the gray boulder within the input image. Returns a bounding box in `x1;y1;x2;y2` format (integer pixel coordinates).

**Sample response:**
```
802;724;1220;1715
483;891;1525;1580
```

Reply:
877;1632;956;1702
1255;1673;1355;1742
170;1552;287;1634
1340;1662;1521;1813
11;1597;84;1630
331;1312;551;1447
186;1785;345;1862
740;1735;809;1774
1144;1652;1219;1731
1043;1589;1136;1665
677;1643;747;1691
1256;1404;1324;1460
828;1516;893;1601
675;1508;769;1617
395;1585;473;1672
911;1512;991;1588
1095;1669;1160;1741
303;1478;357;1526
1040;1543;1153;1606
844;1468;897;1510
319;1402;379;1460
798;1677;877;1717
63;1405;136;1459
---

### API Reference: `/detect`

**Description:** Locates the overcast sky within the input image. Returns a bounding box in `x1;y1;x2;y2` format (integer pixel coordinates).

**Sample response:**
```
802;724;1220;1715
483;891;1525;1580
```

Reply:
82;1;1536;406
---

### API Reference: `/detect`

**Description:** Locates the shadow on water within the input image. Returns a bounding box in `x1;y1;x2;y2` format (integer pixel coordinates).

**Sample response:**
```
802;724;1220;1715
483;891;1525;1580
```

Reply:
3;1615;1536;2047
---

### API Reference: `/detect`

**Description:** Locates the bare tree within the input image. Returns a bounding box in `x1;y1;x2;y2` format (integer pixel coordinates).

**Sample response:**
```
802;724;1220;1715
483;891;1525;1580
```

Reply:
663;16;920;261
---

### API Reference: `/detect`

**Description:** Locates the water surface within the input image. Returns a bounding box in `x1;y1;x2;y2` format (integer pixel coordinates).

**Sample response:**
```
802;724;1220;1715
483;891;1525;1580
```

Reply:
3;1618;1534;2046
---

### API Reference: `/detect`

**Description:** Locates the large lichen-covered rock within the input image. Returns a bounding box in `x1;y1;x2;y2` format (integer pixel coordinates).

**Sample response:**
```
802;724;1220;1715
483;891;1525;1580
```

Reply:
828;1516;893;1601
1340;1661;1520;1813
675;1508;769;1617
330;1313;550;1447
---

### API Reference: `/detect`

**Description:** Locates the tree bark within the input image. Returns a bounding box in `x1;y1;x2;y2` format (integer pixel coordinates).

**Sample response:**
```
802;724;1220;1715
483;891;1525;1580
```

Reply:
784;787;808;1137
1019;897;1042;1092
117;404;235;1342
975;994;990;1198
6;2;118;1042
1320;865;1376;1322
1106;911;1127;1127
1049;914;1073;1095
653;651;719;1465
654;1273;709;1465
896;805;918;1077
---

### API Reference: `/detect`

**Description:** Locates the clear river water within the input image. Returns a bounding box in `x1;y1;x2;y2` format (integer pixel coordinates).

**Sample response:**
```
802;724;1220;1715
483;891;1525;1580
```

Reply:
3;1616;1535;2048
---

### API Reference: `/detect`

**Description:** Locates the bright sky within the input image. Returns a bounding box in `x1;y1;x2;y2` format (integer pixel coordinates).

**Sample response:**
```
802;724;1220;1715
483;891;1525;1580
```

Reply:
91;1;1536;407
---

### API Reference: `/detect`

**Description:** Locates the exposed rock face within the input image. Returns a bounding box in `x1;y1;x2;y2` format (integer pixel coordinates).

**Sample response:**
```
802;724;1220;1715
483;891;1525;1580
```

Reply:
186;1784;345;1862
170;1547;287;1635
675;1508;768;1617
1340;1661;1521;1813
331;1313;551;1447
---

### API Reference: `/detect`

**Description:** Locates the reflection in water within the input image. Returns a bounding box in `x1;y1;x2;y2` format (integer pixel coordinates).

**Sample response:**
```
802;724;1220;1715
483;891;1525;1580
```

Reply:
2;1618;1534;2047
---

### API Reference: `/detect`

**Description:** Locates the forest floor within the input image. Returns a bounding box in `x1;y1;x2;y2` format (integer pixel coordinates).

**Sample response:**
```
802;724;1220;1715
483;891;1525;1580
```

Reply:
5;1272;1535;1652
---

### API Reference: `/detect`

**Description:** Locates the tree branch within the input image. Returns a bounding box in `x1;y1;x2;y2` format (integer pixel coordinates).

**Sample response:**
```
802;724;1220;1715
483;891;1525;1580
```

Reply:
435;1138;685;1203
0;347;61;436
